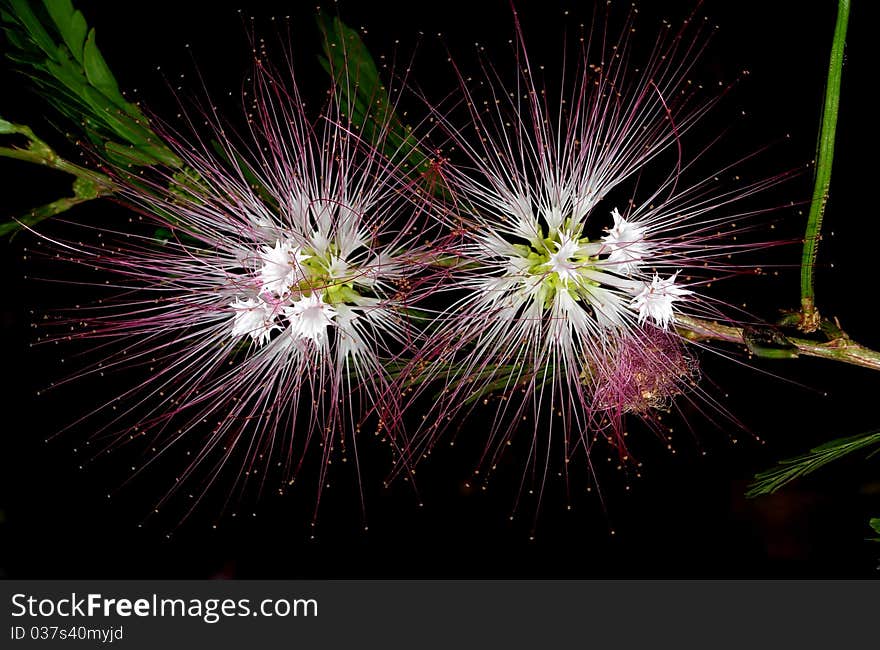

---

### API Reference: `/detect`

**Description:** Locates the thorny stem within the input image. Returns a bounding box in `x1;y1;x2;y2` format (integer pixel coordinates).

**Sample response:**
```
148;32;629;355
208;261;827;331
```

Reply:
676;314;880;372
799;0;850;331
0;119;114;236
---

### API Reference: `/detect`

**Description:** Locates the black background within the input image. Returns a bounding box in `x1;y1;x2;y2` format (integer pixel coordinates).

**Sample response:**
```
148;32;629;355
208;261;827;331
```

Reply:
2;0;879;578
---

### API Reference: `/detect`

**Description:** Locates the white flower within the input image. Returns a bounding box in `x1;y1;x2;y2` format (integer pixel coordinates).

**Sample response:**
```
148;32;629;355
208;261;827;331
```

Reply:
630;272;692;329
283;292;338;344
250;214;283;243
546;235;581;285
230;297;279;346
259;239;309;296
327;255;349;280
601;208;649;275
544;203;566;231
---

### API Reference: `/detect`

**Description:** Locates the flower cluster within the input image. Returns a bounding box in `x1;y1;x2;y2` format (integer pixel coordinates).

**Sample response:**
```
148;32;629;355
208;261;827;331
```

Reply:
390;8;791;507
39;8;791;522
45;58;437;520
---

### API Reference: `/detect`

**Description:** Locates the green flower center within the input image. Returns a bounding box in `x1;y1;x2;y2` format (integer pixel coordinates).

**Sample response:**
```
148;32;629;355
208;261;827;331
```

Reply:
293;244;363;306
511;219;602;308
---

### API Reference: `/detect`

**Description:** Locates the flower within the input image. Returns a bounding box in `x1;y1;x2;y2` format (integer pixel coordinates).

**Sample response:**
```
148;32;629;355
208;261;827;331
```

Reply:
592;326;701;426
46;55;435;520
230;297;280;346
396;7;792;510
258;239;309;297
602;208;650;275
282;292;338;344
631;273;693;330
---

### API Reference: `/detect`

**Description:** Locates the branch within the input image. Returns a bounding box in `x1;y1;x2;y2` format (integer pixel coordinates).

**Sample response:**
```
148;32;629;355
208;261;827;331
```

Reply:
1;116;114;234
676;314;880;372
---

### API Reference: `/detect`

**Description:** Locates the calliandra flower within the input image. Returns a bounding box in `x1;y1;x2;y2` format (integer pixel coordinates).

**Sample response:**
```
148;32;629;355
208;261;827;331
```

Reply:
592;327;701;418
230;297;280;346
632;272;692;329
36;54;436;525
282;292;339;344
258;239;310;297
602;208;649;275
397;5;794;516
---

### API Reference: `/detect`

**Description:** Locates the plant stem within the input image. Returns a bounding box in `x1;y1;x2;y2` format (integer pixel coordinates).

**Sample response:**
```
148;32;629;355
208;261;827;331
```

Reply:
0;143;101;180
0;120;114;234
676;314;880;372
800;0;850;330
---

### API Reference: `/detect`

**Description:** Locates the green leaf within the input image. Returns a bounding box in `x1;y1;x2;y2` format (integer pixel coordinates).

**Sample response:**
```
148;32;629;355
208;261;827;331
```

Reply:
316;12;433;178
747;429;880;498
0;116;16;133
6;0;56;55
42;0;86;64
869;518;880;542
43;51;82;92
82;28;124;110
2;0;180;167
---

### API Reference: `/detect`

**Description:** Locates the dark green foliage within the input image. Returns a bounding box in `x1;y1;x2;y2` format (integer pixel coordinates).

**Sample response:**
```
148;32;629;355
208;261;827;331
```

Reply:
1;0;179;167
316;12;431;178
869;518;880;542
747;430;880;498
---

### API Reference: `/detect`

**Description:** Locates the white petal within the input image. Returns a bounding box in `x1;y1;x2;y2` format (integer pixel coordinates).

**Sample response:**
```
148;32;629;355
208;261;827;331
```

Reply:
630;272;691;329
259;239;309;296
601;208;650;275
283;292;338;343
230;297;279;346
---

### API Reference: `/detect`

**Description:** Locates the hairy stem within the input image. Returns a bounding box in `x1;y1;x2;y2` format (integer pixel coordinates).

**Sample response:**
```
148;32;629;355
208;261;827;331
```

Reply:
799;0;850;330
677;314;880;372
0;119;114;234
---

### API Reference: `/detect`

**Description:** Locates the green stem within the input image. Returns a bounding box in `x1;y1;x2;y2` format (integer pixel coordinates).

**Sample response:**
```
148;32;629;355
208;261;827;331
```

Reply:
0;142;99;179
800;0;850;330
676;314;880;372
1;119;114;234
